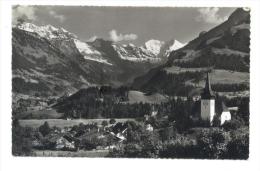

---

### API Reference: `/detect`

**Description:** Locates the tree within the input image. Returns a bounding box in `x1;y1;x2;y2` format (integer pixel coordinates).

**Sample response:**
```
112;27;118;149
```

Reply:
39;121;51;136
102;120;108;127
237;98;249;125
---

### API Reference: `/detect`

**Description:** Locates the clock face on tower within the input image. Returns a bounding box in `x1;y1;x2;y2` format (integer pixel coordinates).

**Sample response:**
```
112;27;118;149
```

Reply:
203;101;208;106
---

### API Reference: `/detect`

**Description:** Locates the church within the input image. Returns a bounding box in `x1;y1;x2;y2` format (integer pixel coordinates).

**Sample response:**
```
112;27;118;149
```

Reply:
191;72;232;126
200;72;216;125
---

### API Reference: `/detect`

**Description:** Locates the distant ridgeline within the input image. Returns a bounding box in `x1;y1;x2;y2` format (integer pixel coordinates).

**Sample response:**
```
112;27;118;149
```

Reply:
53;86;150;119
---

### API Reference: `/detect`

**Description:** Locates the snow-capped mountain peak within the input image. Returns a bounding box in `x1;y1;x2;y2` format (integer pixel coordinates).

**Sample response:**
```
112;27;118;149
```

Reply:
43;24;59;32
73;39;113;65
16;22;183;65
144;39;165;56
142;39;185;57
128;43;136;47
159;39;186;58
73;39;101;55
17;22;77;40
16;22;38;32
168;39;186;51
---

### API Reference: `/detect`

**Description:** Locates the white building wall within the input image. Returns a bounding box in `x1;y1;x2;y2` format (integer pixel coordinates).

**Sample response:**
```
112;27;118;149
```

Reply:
201;99;215;124
221;111;231;125
210;100;215;124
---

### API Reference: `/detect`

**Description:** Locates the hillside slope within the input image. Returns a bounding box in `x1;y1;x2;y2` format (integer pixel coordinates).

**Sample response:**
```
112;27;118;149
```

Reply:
132;8;250;97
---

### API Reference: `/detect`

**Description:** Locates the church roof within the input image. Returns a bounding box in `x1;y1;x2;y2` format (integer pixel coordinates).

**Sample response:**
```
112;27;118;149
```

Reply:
221;102;229;112
201;72;215;99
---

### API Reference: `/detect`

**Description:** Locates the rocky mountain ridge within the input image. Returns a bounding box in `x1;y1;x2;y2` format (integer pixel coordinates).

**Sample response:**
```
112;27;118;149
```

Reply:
12;22;184;96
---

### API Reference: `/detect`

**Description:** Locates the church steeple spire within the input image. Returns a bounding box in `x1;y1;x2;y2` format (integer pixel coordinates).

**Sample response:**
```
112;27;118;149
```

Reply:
201;72;215;99
205;72;212;92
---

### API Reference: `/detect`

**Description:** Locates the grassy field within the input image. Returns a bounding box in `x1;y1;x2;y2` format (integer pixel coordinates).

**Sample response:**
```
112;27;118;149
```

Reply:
186;69;249;87
127;90;168;104
19;118;136;128
218;90;249;98
209;69;249;84
18;109;63;119
32;149;109;157
164;65;209;74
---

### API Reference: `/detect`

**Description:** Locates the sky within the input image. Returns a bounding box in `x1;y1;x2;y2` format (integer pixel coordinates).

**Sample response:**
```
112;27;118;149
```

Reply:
12;6;236;46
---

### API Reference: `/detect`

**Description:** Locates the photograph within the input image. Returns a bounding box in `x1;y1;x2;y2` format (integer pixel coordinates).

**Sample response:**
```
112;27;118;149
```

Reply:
11;5;250;159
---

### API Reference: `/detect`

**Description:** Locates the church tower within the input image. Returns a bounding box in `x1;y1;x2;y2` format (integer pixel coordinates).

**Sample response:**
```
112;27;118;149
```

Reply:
200;72;215;125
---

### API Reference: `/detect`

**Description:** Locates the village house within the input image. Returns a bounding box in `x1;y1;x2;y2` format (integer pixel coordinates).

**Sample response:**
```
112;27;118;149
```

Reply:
55;136;76;151
145;124;154;132
109;122;128;142
144;104;158;121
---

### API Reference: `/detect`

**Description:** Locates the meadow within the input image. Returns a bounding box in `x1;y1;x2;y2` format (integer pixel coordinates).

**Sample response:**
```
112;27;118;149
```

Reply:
19;118;136;128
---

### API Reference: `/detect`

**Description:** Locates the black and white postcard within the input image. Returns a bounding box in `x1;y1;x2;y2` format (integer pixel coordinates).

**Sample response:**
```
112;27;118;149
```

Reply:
1;0;260;171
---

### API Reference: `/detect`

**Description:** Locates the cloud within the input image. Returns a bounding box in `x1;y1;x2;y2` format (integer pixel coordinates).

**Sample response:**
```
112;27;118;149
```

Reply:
49;10;66;23
109;29;138;42
196;7;228;24
12;6;37;25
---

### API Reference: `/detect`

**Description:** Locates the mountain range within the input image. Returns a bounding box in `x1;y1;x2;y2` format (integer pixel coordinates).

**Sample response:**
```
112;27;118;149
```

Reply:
12;8;250;100
12;22;185;96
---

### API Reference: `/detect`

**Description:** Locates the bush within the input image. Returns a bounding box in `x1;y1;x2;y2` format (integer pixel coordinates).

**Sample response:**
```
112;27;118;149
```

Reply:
226;127;249;159
79;134;107;150
80;138;97;150
108;148;125;158
222;118;244;131
102;120;108;127
159;134;197;158
226;135;249;159
109;118;116;124
159;126;177;142
237;98;249;125
124;143;143;158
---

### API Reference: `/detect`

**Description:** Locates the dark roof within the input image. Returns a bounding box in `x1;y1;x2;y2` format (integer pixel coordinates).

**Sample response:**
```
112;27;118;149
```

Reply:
201;72;215;99
111;122;128;134
221;102;229;112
